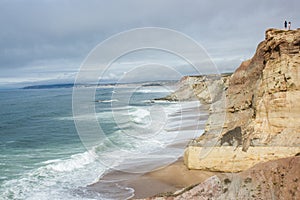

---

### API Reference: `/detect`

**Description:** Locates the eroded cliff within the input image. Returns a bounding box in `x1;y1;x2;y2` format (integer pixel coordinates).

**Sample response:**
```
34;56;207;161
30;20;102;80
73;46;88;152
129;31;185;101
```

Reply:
225;28;300;150
155;74;230;104
185;28;300;172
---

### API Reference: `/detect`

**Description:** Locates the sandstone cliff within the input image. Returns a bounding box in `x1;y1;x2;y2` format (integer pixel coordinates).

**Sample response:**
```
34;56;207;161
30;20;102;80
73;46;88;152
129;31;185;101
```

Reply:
224;28;300;149
155;74;231;104
184;28;300;172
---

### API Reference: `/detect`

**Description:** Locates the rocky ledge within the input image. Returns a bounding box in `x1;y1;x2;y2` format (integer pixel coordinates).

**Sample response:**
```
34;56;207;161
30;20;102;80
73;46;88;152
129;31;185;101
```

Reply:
184;28;300;172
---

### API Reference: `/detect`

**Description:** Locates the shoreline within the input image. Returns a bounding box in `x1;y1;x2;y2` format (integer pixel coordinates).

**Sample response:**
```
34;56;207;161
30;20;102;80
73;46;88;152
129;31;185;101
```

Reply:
87;100;211;199
127;158;220;199
88;155;220;199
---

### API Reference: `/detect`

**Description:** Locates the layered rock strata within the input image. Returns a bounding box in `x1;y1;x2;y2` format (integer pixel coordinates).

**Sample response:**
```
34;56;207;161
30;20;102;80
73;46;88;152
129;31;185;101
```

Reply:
184;29;300;172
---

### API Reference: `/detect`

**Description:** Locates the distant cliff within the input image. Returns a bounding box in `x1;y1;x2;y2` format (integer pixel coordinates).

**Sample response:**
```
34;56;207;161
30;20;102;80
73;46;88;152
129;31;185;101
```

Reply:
182;28;300;172
155;74;231;104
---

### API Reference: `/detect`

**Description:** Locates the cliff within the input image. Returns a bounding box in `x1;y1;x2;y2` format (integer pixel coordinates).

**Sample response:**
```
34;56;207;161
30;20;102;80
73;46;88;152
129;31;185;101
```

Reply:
139;28;300;200
224;28;300;149
184;28;300;172
154;74;231;104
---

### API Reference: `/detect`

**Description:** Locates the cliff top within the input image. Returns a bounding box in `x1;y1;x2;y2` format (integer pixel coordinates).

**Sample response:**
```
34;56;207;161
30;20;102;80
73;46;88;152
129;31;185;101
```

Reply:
265;28;300;41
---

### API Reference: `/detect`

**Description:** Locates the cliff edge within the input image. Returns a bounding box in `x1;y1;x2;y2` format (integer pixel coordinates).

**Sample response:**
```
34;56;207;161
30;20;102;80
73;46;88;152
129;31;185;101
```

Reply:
185;28;300;172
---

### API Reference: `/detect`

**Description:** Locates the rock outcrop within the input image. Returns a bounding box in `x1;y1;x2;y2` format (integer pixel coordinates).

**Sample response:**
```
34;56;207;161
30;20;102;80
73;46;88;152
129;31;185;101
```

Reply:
184;146;300;172
142;156;300;200
184;28;300;172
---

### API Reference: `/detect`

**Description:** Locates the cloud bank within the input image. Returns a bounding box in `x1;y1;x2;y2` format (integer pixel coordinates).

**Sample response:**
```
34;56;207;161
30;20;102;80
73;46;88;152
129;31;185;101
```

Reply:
0;0;299;87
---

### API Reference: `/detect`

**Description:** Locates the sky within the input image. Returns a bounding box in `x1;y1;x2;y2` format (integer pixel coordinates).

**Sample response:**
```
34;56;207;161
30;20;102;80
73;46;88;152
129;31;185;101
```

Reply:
0;0;299;88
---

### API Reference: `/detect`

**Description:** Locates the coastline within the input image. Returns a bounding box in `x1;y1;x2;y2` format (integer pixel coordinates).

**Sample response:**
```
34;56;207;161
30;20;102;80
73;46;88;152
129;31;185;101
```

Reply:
89;28;300;199
131;28;300;199
88;100;211;199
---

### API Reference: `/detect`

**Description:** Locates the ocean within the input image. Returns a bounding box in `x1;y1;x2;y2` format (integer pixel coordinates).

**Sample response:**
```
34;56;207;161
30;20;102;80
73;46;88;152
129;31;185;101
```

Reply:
0;84;207;199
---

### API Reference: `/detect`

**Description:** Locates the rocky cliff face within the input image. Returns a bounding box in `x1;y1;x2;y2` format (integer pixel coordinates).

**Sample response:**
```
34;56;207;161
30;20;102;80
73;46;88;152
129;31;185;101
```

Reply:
184;28;300;172
224;28;300;150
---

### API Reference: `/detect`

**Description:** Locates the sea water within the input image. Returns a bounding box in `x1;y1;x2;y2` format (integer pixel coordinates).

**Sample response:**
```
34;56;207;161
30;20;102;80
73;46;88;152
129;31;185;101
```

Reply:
0;85;207;199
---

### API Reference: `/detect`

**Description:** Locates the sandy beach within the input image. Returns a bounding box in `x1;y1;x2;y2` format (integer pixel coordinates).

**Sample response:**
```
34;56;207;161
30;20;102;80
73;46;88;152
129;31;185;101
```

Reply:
84;100;212;199
88;158;219;199
125;158;219;199
87;157;220;199
86;100;211;199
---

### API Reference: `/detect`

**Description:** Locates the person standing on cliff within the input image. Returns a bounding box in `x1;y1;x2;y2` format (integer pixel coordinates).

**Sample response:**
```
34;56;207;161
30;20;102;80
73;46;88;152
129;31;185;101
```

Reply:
284;20;287;29
288;21;291;30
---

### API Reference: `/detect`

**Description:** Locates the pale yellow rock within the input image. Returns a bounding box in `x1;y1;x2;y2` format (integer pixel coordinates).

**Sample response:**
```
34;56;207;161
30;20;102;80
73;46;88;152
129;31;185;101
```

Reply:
178;29;300;172
184;146;300;172
252;48;300;144
156;74;230;104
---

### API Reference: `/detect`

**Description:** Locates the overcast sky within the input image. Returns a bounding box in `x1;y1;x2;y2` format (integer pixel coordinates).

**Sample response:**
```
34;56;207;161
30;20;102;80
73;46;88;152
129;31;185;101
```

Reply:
0;0;299;87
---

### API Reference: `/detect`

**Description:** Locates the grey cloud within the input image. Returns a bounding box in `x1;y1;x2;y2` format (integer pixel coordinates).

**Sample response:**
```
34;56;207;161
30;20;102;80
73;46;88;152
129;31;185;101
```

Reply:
0;0;299;86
